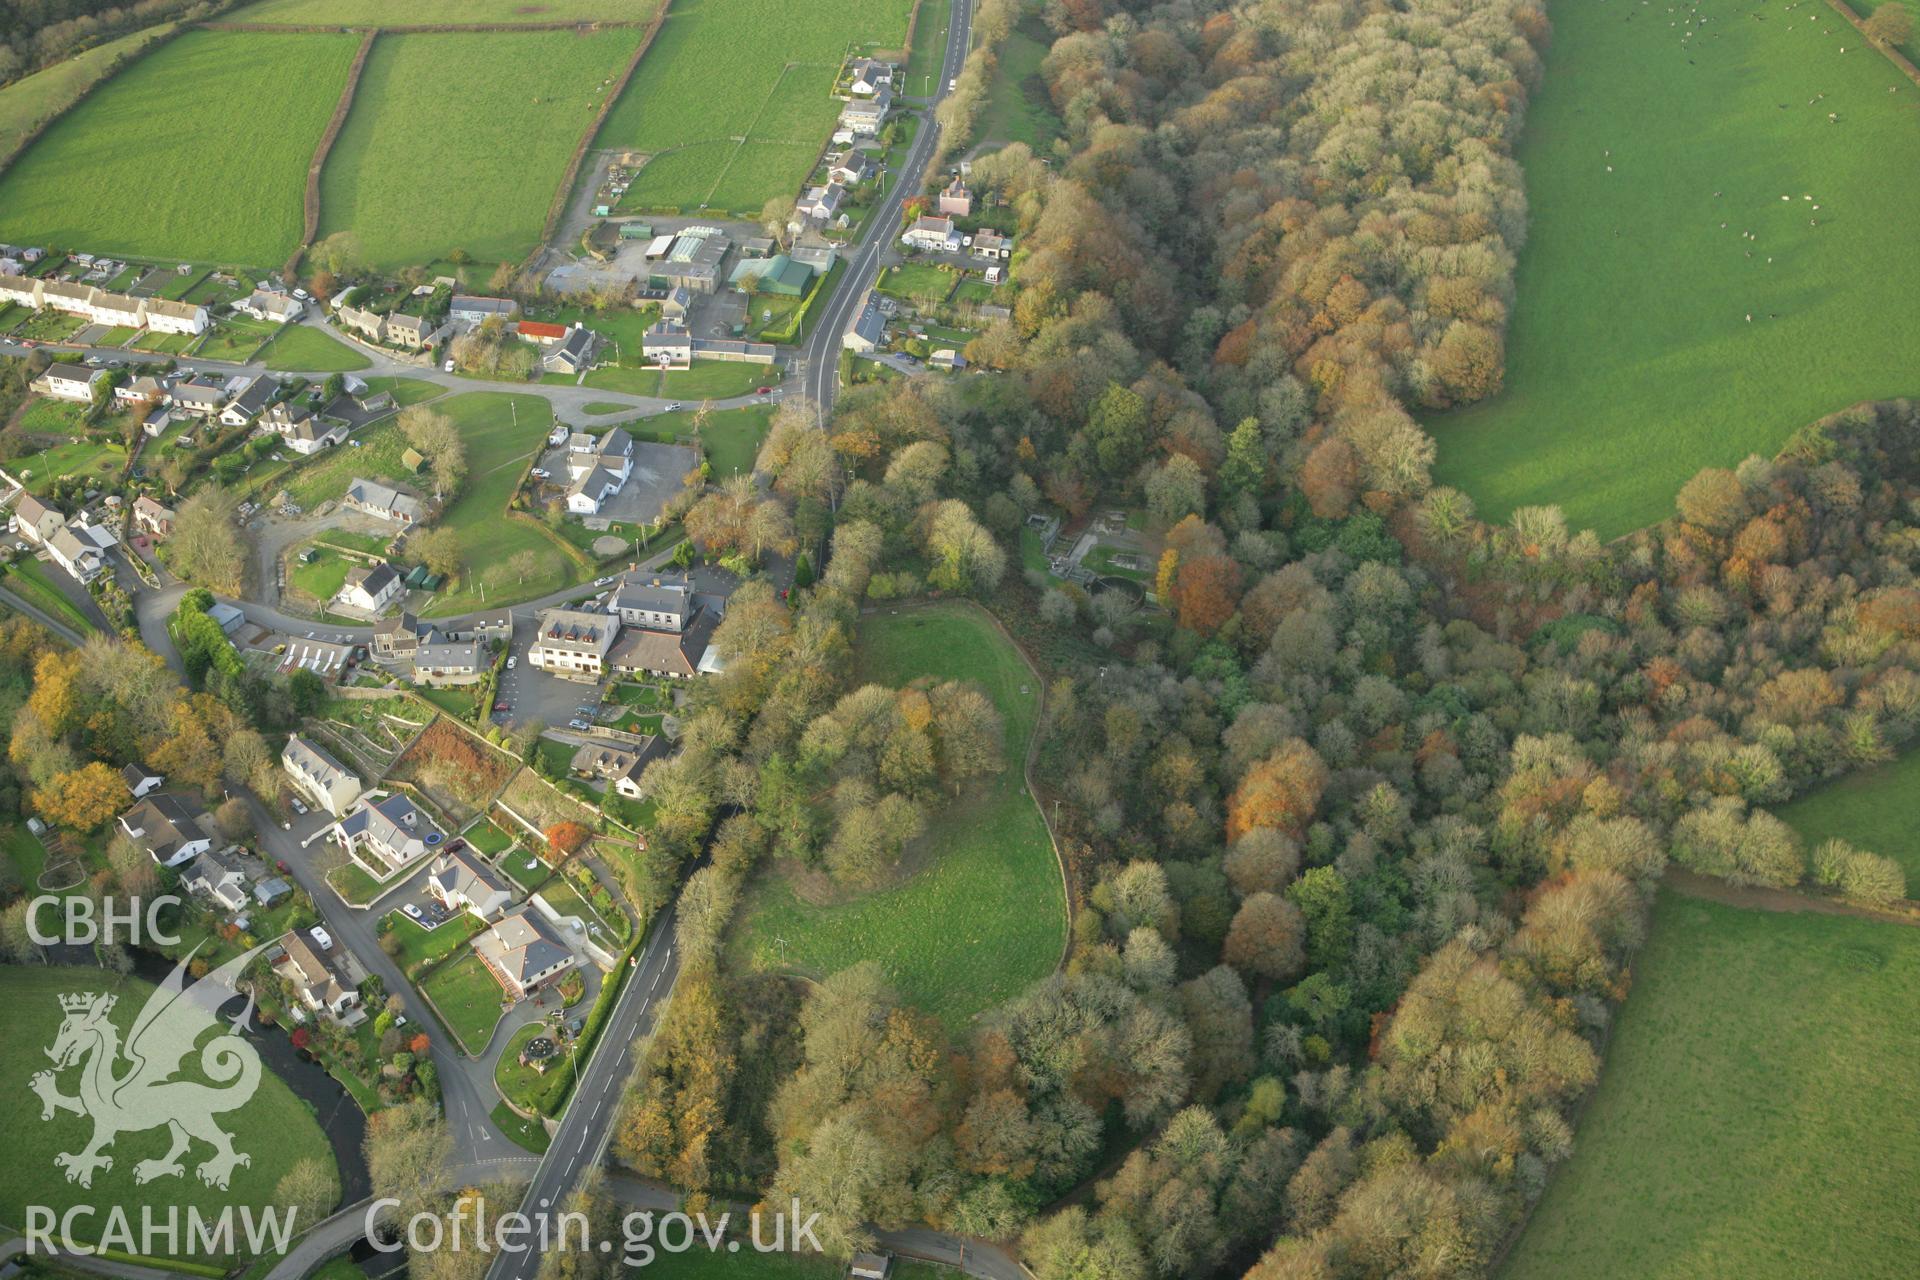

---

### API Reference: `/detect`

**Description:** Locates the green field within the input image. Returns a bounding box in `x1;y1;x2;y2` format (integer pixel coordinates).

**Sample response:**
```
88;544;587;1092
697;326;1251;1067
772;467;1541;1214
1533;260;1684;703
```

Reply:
419;392;588;615
231;0;660;21
1504;894;1920;1279
262;324;371;372
421;949;508;1054
320;29;644;266
1428;0;1920;537
905;0;954;96
286;544;354;604
878;262;954;303
735;602;1065;1028
0;24;179;163
0;966;339;1257
0;31;358;265
1774;750;1920;882
600;0;913;213
677;404;772;476
976;17;1060;150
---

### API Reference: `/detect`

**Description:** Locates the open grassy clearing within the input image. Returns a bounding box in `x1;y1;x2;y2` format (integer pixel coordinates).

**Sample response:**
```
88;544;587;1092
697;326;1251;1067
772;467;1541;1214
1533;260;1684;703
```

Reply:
735;602;1064;1028
976;16;1060;150
231;0;661;21
0;30;358;265
0;22;178;165
599;0;913;213
1773;749;1920;883
905;0;955;96
262;324;371;372
1427;0;1920;538
0;967;339;1258
678;404;772;476
320;29;644;266
1503;893;1920;1279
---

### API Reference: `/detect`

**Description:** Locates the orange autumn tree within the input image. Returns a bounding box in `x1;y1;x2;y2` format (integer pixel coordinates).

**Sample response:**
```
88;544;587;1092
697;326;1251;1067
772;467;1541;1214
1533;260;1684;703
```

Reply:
546;821;591;858
33;761;126;832
1226;739;1328;843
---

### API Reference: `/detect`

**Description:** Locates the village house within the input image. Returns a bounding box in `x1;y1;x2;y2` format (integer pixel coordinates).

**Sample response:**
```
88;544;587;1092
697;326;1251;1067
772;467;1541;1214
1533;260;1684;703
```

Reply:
131;495;176;539
119;793;213;867
337;305;385;344
794;182;847;229
121;763;164;798
660;286;692;323
46;520;115;583
0;272;38;306
169;379;228;417
428;847;513;920
567;464;625;515
449;295;520;326
840;87;892;136
115;375;168;407
609;573;692;630
529;607;619;679
283;734;363;816
843;296;887;353
32;362;104;402
143;297;209;335
274;929;363;1024
901;214;962;253
609;610;718;680
414;634;485;684
472;907;575;1000
181;848;251;913
642;320;693;368
339;561;404;614
383;313;432;350
543;326;598;376
829;151;879;187
238;290;304;324
570;737;666;800
218;376;276;427
937;176;973;217
259;401;347;455
343;478;425;525
847;57;894;96
333;792;438;876
973;230;1013;259
11;492;66;546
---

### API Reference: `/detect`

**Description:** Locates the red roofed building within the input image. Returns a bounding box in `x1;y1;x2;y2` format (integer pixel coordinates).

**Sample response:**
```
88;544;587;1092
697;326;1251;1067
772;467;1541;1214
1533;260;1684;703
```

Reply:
518;320;568;345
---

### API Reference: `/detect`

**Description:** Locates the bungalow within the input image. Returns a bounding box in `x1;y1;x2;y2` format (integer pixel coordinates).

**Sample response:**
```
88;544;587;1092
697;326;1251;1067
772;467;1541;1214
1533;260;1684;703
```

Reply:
828;151;878;187
182;848;251;913
121;763;164;798
642;320;692;369
119;793;213;868
570;737;666;800
333;792;438;876
46;520;114;583
12;492;66;545
169;380;228;417
567;465;625;515
274;929;363;1023
115;375;169;407
428;847;512;920
543;326;598;376
339;561;404;614
343;478;425;525
794;183;846;228
528;607;619;678
32;363;104;403
449;295;520;326
283;734;362;816
260;402;346;455
973;231;1013;259
131;495;176;539
610;574;692;631
937;177;973;217
843;296;886;353
901;215;961;253
218;377;276;427
472;907;575;1000
608;609;716;680
847;57;893;96
238;290;304;324
143;297;208;335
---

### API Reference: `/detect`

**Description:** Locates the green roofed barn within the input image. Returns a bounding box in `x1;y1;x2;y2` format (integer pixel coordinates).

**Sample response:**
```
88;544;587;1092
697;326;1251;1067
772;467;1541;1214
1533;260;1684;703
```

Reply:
729;253;812;297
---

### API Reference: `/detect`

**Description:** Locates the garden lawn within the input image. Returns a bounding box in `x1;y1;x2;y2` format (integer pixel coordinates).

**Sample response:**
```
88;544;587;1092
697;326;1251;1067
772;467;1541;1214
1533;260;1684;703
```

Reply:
878;263;955;304
276;422;417;507
0;967;339;1260
263;325;371;373
0;22;178;165
197;316;280;362
0;31;358;265
287;545;354;604
491;1101;551;1154
1503;893;1920;1280
1773;749;1920;884
365;376;443;407
9;438;124;492
1427;0;1920;538
420;392;588;615
385;912;483;979
651;404;771;477
421;949;509;1054
320;30;645;266
735;602;1064;1028
599;0;913;213
495;1022;560;1112
976;16;1061;150
233;0;660;20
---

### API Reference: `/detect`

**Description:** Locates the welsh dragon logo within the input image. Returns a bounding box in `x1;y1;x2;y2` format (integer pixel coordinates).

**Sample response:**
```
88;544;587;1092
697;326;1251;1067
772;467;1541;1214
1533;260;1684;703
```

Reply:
29;944;269;1190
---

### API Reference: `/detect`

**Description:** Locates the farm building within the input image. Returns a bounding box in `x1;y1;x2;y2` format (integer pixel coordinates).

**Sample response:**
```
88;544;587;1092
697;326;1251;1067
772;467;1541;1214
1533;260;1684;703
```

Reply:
647;228;730;294
730;254;812;298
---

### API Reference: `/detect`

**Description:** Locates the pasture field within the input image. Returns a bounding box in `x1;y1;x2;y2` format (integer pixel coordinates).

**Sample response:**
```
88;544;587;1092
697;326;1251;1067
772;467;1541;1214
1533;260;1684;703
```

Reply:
600;0;913;214
1427;0;1920;538
0;31;358;265
1504;894;1920;1279
976;16;1060;150
734;602;1065;1028
262;325;371;372
0;22;177;166
1774;750;1920;882
0;966;339;1257
230;0;660;21
418;392;588;616
320;29;643;266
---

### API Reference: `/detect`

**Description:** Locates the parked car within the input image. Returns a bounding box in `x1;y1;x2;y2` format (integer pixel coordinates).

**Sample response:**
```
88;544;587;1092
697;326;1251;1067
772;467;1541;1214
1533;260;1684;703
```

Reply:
530;468;550;479
568;718;591;730
757;386;772;395
595;576;614;587
506;656;517;670
309;926;334;951
403;903;424;921
290;798;308;815
494;700;511;713
664;401;682;411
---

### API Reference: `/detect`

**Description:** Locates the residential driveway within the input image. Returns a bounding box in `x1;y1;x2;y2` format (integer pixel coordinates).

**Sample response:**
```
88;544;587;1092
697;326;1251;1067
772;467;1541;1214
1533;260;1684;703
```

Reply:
492;611;607;731
601;441;698;524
